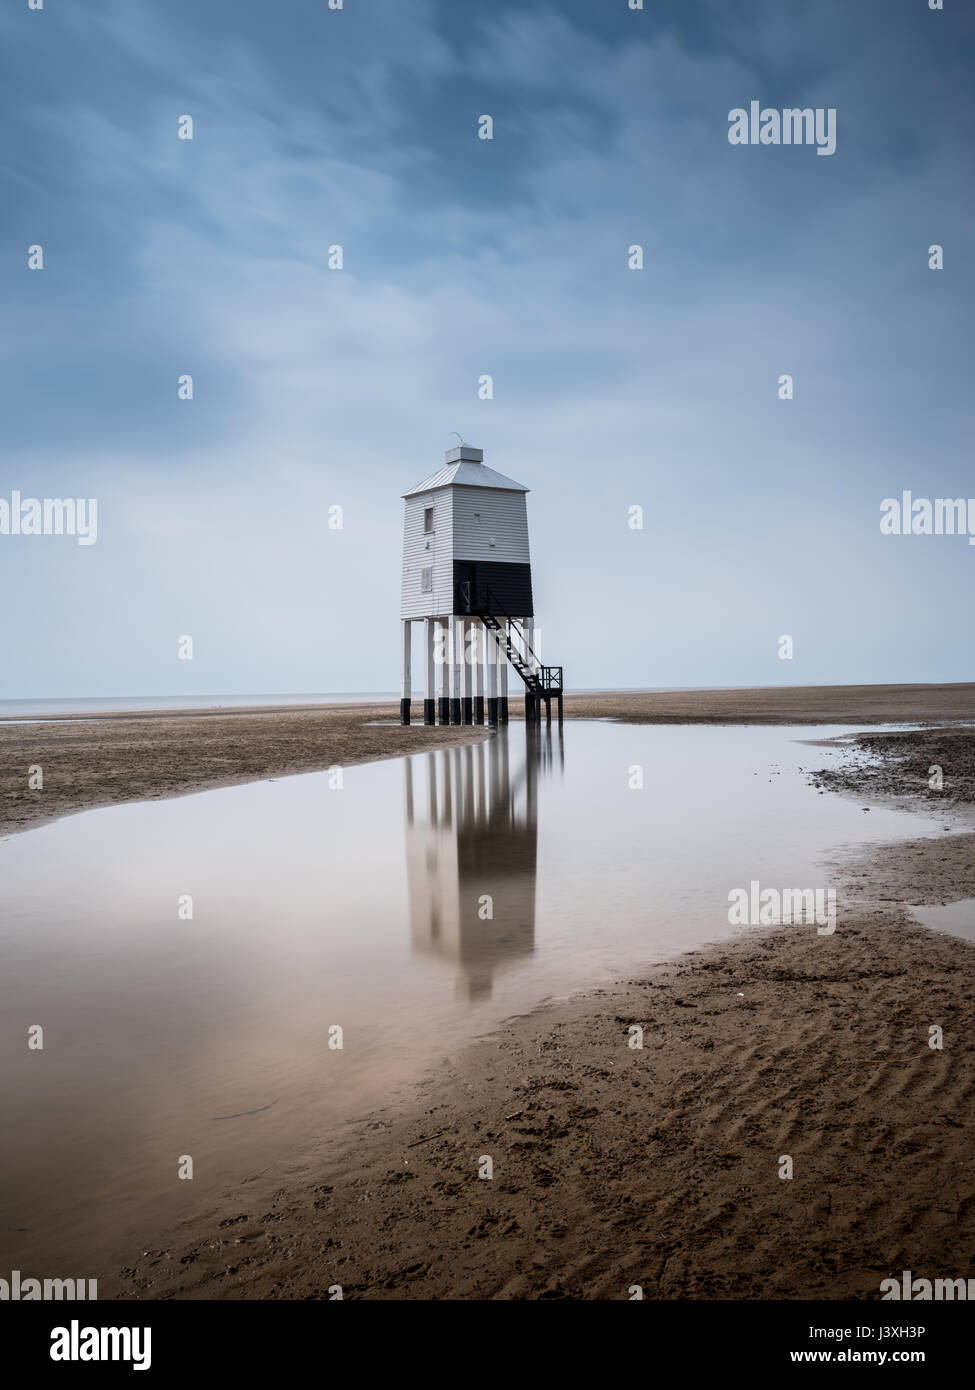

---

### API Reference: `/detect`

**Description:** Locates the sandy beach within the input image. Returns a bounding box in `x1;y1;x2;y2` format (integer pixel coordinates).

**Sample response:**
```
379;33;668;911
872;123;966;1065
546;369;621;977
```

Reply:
2;682;972;839
3;689;974;1300
118;878;975;1301
111;776;975;1300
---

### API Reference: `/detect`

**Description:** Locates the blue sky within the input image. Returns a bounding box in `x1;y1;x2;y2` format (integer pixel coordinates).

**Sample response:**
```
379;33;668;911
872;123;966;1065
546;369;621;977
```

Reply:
1;0;973;697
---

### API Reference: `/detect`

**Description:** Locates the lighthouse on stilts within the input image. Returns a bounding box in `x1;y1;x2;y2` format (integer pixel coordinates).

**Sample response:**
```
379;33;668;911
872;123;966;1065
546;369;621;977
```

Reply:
399;444;563;727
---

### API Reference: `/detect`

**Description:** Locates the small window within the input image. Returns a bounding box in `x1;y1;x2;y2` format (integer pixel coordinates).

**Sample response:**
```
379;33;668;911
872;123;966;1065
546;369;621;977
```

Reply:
423;507;434;534
421;567;433;593
473;512;480;522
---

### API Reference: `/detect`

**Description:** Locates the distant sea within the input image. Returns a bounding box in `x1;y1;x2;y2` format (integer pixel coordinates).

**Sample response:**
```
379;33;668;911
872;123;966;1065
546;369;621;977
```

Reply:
0;693;401;720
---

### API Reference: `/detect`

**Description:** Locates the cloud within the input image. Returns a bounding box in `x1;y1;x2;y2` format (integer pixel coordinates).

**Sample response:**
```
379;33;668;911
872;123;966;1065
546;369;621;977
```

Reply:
2;0;973;694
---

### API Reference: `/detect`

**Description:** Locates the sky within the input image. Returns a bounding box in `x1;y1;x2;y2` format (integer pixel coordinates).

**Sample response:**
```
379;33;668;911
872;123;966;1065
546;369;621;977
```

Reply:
1;0;973;698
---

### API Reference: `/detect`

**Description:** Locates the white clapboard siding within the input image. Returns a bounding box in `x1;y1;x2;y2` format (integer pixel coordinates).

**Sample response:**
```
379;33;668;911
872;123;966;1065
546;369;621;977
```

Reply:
401;491;454;618
451;486;531;565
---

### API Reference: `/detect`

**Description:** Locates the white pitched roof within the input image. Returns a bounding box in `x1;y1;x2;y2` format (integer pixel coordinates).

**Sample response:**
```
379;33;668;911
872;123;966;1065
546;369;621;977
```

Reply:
403;452;529;498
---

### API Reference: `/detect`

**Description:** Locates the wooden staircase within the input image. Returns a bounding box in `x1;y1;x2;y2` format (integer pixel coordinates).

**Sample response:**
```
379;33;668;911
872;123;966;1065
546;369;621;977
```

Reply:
481;613;563;724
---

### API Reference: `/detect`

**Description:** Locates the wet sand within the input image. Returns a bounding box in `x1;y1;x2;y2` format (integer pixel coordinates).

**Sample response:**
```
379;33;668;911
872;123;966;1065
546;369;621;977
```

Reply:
811;726;975;813
116;831;975;1302
0;703;489;838
109;720;975;1302
569;681;974;726
3;682;972;838
5;687;975;1299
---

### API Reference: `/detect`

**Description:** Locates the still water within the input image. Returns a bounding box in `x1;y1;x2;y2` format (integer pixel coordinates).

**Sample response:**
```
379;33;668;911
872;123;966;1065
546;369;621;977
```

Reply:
912;900;975;943
0;722;956;1278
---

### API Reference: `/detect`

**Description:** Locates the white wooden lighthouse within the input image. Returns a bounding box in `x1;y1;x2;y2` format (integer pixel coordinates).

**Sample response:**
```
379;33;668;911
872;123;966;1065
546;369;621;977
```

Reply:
399;444;562;727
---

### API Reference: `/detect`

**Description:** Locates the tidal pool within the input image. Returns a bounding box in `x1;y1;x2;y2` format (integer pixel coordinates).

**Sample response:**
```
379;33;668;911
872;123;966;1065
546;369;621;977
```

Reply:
0;721;957;1279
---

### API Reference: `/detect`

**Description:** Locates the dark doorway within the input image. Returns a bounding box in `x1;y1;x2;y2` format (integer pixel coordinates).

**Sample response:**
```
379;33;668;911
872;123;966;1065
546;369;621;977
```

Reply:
455;561;476;612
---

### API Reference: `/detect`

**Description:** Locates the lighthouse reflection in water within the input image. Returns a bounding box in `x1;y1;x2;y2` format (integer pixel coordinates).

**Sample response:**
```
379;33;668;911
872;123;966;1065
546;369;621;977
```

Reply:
403;728;562;1000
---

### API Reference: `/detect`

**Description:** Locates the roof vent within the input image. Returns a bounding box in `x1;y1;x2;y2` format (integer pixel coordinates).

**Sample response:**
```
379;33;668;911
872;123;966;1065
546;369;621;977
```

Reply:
445;445;483;464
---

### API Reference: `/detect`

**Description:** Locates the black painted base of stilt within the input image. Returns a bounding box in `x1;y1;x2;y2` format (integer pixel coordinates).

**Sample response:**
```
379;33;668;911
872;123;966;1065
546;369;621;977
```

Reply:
423;698;435;725
400;698;411;726
500;697;509;724
462;697;473;725
487;697;499;727
474;696;485;724
438;697;450;724
450;698;462;725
